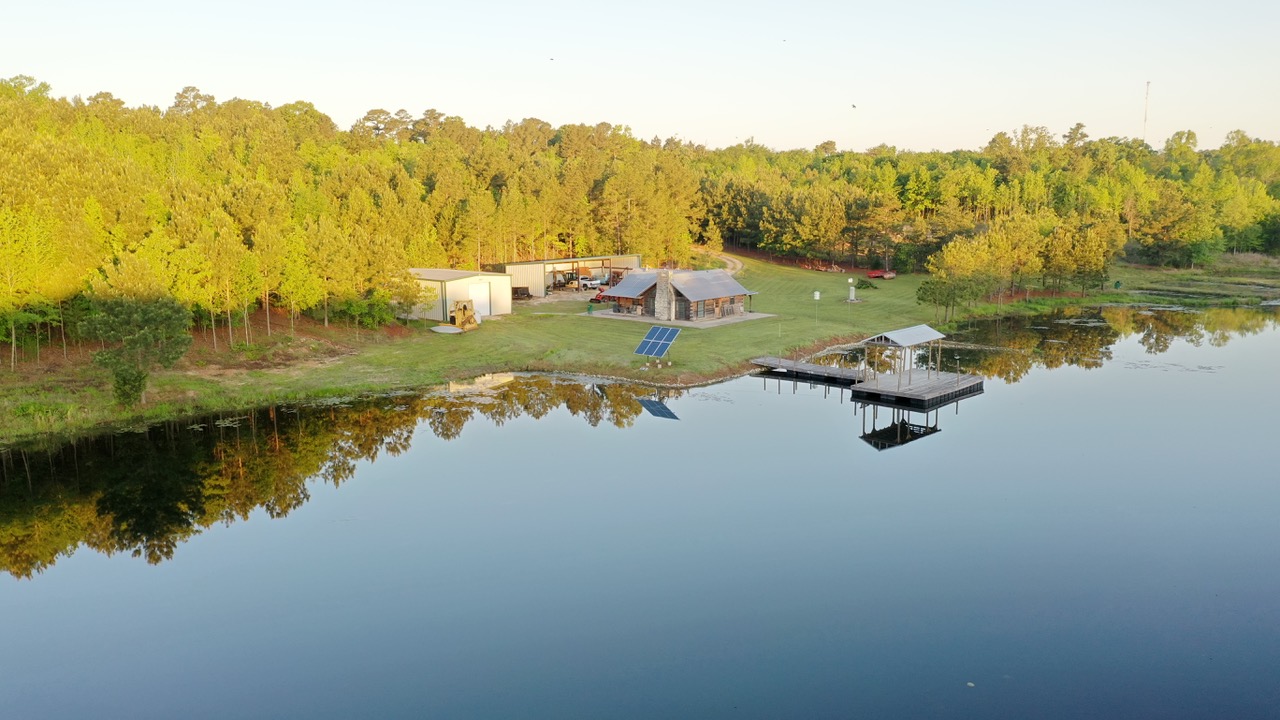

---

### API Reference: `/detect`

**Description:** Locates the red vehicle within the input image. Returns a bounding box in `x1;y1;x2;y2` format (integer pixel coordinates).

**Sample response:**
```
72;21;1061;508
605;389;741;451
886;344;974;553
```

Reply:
589;290;608;303
866;269;897;279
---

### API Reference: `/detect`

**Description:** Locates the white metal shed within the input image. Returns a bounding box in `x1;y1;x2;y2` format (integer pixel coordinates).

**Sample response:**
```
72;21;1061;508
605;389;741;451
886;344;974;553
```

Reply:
403;269;513;322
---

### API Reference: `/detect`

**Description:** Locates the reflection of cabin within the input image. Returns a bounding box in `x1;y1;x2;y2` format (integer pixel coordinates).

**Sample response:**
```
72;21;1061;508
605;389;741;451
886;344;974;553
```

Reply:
601;269;756;321
447;373;515;393
503;255;643;297
401;269;513;322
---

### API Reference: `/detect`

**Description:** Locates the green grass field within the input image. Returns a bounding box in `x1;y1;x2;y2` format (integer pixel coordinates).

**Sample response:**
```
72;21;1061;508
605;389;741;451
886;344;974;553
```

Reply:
282;257;939;391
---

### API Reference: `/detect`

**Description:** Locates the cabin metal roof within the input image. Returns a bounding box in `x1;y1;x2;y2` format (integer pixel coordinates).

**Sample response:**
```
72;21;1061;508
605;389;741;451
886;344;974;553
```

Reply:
602;272;655;298
863;324;945;347
602;269;755;302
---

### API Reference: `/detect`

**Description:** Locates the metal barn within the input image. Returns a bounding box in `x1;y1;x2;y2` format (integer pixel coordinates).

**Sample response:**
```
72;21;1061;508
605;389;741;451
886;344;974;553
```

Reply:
503;255;643;297
402;269;513;322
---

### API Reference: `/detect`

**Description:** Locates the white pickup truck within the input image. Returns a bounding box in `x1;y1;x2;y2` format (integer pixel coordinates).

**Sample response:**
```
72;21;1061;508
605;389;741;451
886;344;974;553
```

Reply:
576;275;601;290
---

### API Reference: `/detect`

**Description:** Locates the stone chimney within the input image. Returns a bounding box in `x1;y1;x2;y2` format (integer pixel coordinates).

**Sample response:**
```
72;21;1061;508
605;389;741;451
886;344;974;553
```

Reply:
654;269;674;321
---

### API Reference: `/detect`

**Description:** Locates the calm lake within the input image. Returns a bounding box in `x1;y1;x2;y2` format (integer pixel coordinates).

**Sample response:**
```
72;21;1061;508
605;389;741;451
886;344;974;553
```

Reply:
3;306;1279;719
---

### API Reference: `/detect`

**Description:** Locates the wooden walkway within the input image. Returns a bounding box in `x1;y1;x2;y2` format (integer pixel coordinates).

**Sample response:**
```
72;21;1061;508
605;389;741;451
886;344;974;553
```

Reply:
751;356;984;409
751;357;866;383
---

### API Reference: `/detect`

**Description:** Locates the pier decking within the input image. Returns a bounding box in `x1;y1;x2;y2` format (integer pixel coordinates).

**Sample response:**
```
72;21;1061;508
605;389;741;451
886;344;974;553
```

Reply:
751;356;984;409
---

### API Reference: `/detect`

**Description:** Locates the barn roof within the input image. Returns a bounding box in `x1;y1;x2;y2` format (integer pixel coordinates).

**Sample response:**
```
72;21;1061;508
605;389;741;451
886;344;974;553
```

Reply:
863;324;945;347
602;269;755;302
503;254;642;268
409;268;509;282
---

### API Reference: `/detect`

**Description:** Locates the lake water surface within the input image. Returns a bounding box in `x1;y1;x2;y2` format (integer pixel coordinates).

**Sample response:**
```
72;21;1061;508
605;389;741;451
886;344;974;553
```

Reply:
2;307;1279;719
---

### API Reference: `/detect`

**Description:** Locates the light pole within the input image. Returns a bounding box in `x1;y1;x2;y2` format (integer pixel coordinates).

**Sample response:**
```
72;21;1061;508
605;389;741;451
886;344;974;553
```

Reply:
954;354;961;388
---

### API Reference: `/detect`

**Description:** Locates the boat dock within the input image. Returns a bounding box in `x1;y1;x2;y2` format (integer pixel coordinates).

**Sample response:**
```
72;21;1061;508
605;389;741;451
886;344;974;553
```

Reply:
750;356;984;409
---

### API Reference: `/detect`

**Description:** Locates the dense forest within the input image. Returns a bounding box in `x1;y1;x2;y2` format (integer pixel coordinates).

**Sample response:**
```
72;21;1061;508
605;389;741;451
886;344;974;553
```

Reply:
2;74;1279;363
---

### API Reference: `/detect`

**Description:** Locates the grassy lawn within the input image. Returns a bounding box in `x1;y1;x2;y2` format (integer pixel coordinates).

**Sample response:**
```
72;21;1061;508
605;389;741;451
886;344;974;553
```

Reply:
1107;256;1280;304
2;252;1276;444
295;257;938;388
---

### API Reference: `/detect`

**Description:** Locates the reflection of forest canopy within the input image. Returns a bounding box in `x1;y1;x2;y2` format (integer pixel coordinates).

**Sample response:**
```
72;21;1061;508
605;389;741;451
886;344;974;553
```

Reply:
0;377;666;578
955;307;1277;382
831;307;1275;384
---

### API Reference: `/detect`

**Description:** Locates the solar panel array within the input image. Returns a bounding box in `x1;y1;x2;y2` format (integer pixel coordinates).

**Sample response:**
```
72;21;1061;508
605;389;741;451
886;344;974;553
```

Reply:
639;398;679;420
634;326;681;358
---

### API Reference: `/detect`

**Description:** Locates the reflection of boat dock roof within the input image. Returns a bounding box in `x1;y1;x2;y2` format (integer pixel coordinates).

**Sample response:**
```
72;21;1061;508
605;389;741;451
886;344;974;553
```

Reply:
861;419;942;450
753;370;968;451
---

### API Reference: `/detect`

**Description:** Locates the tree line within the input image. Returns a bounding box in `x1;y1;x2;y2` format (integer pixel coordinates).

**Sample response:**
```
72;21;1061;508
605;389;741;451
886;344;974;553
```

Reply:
3;74;1278;368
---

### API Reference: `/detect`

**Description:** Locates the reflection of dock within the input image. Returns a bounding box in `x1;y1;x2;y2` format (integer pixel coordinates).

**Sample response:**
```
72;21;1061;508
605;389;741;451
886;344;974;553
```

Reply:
754;370;976;452
861;416;942;450
751;356;983;410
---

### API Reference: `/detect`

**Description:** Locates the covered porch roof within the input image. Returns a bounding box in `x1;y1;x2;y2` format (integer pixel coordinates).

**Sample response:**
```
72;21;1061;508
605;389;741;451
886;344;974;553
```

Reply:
864;324;945;348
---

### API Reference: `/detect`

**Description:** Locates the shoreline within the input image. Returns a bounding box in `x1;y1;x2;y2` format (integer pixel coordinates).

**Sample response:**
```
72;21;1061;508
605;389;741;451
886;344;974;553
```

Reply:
3;255;1277;446
5;297;1274;448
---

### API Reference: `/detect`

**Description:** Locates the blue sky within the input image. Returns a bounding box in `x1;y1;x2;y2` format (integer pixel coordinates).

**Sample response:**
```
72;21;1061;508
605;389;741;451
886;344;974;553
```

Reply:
6;0;1277;152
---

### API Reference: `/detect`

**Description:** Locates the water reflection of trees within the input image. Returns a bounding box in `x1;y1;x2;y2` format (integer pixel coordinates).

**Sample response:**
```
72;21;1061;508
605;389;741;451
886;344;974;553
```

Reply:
782;307;1272;387
0;377;669;579
951;307;1276;383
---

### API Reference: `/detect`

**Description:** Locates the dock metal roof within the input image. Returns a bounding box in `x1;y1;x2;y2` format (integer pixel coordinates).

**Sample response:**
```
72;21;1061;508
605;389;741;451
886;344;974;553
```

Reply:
603;269;755;302
864;324;945;347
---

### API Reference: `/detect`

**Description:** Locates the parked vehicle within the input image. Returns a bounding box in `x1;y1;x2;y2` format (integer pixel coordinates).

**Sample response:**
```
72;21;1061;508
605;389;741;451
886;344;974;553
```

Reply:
577;276;601;290
589;291;607;303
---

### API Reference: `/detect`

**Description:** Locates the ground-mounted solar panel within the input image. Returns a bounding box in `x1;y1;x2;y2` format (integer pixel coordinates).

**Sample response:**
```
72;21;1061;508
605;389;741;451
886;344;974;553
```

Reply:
639;398;679;420
634;326;682;358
